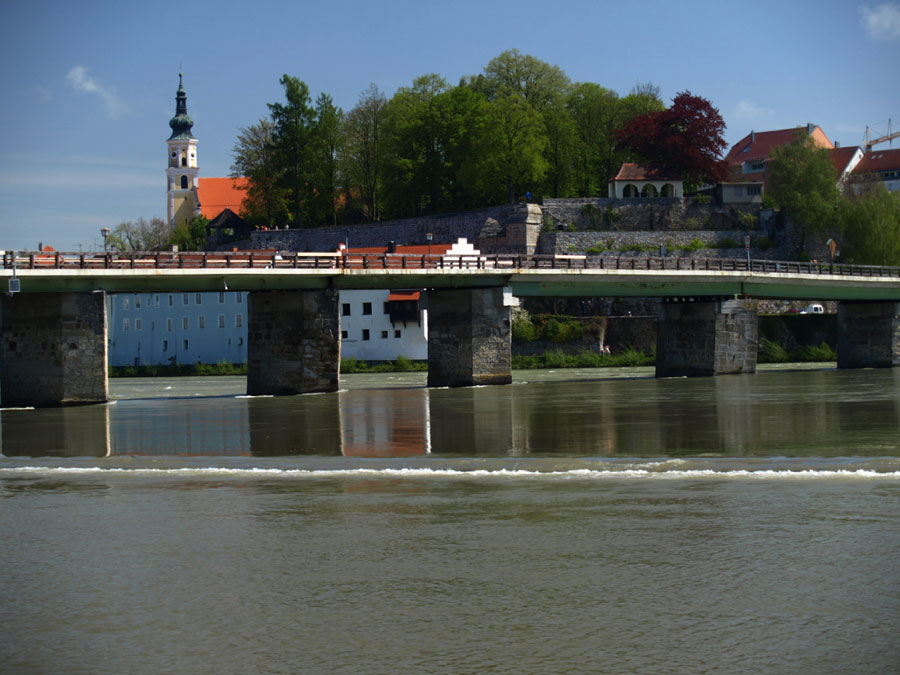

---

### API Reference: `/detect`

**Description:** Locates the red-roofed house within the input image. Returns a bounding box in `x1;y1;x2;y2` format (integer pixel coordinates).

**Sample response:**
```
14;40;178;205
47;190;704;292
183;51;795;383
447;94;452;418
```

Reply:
851;147;900;193
725;124;834;179
196;177;249;220
608;163;683;199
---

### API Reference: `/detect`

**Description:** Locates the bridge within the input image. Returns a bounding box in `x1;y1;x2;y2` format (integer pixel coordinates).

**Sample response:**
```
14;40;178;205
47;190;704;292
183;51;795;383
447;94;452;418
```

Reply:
2;250;899;407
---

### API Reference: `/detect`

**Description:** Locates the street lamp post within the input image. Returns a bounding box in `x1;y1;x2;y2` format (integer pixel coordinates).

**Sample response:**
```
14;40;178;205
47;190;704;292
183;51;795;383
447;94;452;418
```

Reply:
100;227;111;252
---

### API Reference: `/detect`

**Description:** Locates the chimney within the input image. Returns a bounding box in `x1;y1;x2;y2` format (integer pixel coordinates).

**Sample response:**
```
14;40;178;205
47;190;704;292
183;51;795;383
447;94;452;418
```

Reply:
807;123;815;134
750;130;755;144
835;141;840;148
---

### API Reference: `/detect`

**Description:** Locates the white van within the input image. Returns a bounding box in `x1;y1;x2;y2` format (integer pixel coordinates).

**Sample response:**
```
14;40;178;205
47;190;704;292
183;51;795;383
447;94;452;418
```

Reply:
802;304;824;314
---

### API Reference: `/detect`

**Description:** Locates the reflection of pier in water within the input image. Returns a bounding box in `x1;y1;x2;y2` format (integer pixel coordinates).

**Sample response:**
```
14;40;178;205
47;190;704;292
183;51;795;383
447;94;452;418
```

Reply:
3;370;899;458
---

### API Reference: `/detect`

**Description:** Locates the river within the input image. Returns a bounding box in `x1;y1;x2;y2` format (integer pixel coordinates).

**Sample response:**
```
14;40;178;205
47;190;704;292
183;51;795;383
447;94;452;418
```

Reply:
2;365;898;673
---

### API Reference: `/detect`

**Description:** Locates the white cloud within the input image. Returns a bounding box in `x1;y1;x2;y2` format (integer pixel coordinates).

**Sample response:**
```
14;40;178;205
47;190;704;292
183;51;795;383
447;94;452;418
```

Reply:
860;3;900;39
733;100;775;121
66;65;129;118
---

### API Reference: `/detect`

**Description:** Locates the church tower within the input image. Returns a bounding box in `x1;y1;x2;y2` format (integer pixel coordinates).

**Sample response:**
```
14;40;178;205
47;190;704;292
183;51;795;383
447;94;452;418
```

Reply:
166;74;201;228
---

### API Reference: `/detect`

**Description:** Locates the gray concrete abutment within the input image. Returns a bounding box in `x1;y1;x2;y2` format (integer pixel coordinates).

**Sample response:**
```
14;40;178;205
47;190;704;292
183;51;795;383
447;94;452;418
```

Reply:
247;289;341;396
656;298;759;377
0;292;109;407
426;287;513;388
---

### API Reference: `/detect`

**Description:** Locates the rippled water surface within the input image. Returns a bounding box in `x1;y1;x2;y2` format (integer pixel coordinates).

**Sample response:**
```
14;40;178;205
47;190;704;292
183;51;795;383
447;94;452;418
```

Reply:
2;366;899;673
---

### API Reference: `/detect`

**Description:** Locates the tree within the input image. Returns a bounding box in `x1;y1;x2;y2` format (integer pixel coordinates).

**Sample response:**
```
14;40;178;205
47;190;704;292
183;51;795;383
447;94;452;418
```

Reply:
230;118;286;227
268;75;318;228
343;84;387;221
767;131;842;251
616;91;728;187
477;49;570;112
310;93;344;226
170;215;209;251
839;185;900;265
105;217;170;251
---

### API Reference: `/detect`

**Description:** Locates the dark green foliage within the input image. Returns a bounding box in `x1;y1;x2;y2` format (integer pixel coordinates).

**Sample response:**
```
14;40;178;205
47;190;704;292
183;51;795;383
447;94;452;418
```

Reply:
110;361;247;377
512;346;653;369
341;357;428;373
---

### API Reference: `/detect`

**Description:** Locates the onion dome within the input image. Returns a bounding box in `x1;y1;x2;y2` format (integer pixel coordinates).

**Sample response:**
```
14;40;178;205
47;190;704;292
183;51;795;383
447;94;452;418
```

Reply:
167;73;195;140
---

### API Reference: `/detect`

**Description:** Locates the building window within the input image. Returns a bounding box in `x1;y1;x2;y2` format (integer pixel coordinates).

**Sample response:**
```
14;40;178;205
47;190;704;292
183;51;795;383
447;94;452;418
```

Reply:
123;297;130;310
181;175;188;189
195;293;202;305
342;303;351;316
384;302;390;314
362;329;370;340
235;314;243;328
747;185;762;195
395;330;401;338
218;291;225;304
183;339;189;351
183;293;189;305
183;317;189;330
198;316;206;329
135;319;142;331
167;318;173;331
734;186;744;196
135;296;141;309
155;295;160;306
168;294;173;307
381;330;388;339
163;340;168;352
218;314;225;328
235;292;242;304
341;330;348;339
123;319;130;332
362;302;372;315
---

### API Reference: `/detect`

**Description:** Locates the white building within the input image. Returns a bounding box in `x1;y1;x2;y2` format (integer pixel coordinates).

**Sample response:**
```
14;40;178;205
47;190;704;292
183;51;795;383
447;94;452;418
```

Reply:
107;289;428;366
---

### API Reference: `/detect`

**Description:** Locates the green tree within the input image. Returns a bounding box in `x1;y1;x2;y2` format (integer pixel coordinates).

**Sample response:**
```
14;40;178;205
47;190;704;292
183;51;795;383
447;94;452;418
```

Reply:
310;93;344;226
472;91;548;204
170;215;208;251
105;217;170;251
268;75;318;228
767;131;842;251
343;84;387;221
230;118;286;227
477;49;570;112
839;185;900;265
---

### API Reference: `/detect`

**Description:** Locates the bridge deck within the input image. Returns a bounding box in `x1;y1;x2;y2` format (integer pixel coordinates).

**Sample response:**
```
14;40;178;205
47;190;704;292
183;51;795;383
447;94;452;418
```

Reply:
2;251;900;300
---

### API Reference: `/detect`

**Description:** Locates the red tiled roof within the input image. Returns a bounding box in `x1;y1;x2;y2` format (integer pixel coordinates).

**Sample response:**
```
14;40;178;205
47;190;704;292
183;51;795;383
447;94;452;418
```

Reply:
725;126;832;166
830;146;862;174
610;163;682;182
854;148;900;173
197;177;249;219
388;291;421;301
348;244;453;255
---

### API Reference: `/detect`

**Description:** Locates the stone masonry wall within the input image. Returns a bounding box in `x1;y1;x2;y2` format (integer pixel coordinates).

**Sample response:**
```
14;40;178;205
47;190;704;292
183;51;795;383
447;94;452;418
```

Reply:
247;289;340;395
0;292;108;407
243;204;541;254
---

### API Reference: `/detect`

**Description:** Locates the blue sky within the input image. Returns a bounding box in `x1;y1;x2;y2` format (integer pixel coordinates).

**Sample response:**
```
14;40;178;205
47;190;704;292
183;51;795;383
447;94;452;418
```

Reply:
1;0;898;251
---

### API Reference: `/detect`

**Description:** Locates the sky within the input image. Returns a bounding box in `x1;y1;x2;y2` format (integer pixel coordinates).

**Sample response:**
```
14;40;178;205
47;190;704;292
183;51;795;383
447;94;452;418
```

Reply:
1;0;899;252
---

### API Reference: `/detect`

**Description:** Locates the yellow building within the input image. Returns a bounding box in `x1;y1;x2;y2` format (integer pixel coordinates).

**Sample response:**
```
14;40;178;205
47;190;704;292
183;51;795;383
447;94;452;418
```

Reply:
166;74;201;228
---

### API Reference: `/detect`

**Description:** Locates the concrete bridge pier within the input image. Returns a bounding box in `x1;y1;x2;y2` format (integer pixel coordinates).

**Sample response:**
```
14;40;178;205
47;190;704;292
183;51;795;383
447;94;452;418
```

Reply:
656;298;759;378
427;287;512;388
246;289;340;396
837;301;900;368
0;292;109;407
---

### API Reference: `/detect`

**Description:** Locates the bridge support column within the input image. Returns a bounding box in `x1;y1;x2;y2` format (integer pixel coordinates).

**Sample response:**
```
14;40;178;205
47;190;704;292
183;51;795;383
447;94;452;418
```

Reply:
656;298;758;377
247;289;340;396
837;301;900;368
427;287;512;387
0;292;108;407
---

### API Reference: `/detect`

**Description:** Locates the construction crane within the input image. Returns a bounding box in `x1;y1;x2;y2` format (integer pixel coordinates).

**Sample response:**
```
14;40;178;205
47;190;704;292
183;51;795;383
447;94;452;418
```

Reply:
864;119;899;150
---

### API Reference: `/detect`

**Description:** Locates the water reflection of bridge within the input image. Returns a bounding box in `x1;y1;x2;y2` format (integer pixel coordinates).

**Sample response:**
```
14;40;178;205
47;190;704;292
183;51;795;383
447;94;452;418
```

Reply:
4;370;897;458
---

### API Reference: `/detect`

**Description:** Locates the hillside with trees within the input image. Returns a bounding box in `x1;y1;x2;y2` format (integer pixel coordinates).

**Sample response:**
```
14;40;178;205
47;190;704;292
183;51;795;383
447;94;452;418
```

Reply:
230;50;683;229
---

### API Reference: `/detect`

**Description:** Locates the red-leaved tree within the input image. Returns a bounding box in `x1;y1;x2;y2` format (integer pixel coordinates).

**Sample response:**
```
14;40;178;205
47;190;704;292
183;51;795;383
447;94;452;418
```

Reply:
616;91;729;187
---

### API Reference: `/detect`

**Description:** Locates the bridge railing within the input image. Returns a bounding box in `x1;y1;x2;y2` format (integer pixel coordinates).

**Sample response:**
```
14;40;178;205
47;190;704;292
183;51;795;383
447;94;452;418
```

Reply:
2;250;900;278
